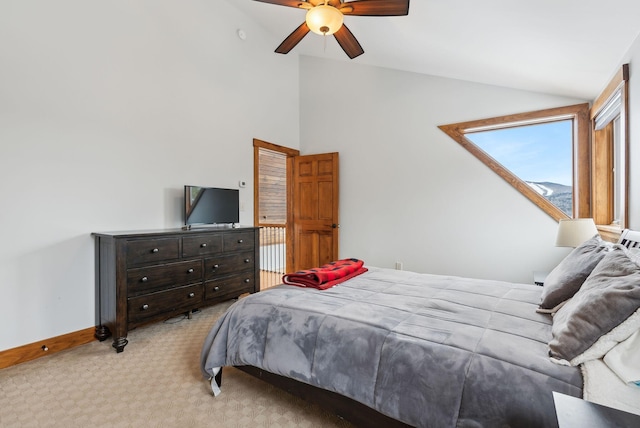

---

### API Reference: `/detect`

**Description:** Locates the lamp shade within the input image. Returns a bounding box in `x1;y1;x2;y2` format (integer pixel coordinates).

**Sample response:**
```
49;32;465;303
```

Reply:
306;5;344;35
555;218;598;247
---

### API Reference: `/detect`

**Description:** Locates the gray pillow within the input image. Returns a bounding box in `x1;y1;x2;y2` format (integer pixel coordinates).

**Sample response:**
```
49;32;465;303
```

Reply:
548;246;640;362
538;234;610;312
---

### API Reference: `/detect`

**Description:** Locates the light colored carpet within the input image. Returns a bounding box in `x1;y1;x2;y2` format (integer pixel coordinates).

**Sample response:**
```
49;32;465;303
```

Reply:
0;300;352;428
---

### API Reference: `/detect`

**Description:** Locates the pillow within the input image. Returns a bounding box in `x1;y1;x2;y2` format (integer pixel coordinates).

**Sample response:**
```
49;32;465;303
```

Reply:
548;246;640;363
604;328;640;386
538;234;611;312
567;308;640;365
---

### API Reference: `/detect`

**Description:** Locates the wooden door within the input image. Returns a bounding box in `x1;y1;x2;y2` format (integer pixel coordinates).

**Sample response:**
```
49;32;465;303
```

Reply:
287;153;339;272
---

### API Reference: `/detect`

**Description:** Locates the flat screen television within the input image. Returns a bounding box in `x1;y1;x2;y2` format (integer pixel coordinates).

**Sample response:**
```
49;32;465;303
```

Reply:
184;185;240;226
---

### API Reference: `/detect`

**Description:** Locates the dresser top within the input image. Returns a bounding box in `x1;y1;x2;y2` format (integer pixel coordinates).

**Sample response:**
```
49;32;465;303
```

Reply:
92;225;258;239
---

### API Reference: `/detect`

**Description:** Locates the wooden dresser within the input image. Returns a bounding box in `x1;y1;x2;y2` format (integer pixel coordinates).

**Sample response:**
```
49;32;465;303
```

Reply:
93;227;259;352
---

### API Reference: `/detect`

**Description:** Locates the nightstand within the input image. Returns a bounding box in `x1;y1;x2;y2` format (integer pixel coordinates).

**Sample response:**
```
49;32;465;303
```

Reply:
533;271;548;286
553;392;640;427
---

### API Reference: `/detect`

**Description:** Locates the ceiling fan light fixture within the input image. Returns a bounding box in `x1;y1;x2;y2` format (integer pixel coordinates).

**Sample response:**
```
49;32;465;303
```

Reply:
305;5;343;36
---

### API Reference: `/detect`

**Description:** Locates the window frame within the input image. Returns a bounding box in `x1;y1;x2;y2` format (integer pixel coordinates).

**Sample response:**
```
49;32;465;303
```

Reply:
590;64;629;242
439;103;591;222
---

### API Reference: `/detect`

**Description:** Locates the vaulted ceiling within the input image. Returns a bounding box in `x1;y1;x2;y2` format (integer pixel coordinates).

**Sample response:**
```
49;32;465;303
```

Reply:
229;0;640;99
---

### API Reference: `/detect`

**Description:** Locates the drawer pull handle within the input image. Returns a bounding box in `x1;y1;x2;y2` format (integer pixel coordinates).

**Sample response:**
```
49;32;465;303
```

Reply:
201;243;207;248
244;278;250;283
188;292;195;298
187;268;194;273
151;248;159;253
141;276;148;282
214;286;220;291
244;258;250;263
212;264;219;270
238;239;244;244
142;304;149;310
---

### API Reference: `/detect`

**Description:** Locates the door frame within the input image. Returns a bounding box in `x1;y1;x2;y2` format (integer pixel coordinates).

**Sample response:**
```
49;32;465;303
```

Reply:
253;139;300;279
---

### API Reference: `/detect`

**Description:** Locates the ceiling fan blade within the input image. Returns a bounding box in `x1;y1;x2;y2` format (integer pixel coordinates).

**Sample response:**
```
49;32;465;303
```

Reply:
334;24;364;59
340;0;410;16
275;22;311;54
253;0;312;9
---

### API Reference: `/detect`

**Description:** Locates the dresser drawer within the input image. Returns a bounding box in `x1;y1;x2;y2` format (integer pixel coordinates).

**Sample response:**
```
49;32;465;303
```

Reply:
128;284;203;323
127;260;202;295
182;234;223;257
204;273;255;301
223;231;255;252
204;251;255;279
126;238;180;266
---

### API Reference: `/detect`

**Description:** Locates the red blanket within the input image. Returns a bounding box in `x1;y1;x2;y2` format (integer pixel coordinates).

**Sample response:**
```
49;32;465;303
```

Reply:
282;258;368;290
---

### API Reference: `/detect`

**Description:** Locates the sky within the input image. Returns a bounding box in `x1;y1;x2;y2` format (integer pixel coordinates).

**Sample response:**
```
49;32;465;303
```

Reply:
466;120;573;186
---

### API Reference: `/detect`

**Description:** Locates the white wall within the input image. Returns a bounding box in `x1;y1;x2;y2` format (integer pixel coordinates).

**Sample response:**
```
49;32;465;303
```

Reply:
0;0;300;351
299;56;587;284
2;1;637;354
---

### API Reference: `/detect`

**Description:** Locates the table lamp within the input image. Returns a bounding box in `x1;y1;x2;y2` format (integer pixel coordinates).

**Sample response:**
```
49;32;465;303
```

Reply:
555;218;598;247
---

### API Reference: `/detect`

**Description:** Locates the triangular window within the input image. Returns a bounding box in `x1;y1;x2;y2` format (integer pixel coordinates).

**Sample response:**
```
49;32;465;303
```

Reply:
465;120;574;217
439;104;590;221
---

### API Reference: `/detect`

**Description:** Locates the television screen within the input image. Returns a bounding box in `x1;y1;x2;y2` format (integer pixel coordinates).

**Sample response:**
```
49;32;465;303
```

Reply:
184;186;239;225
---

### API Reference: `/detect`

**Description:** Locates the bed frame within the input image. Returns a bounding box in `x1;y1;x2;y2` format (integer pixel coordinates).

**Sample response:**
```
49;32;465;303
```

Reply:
231;366;411;427
225;229;640;428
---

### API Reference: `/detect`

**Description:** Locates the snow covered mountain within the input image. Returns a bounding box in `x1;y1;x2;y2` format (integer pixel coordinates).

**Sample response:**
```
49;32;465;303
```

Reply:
526;181;572;216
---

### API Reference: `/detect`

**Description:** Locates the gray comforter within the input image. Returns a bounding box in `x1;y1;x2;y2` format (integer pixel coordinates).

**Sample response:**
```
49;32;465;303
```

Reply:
200;267;582;427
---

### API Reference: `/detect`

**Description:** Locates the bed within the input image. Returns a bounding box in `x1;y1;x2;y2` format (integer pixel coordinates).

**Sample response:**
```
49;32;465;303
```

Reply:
200;230;640;427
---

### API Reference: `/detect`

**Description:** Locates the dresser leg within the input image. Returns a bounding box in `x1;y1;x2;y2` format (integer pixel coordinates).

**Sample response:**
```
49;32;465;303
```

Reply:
112;337;129;353
94;325;111;341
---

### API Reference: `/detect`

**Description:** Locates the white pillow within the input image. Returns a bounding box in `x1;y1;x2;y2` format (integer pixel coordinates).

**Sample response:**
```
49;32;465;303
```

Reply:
604;328;640;386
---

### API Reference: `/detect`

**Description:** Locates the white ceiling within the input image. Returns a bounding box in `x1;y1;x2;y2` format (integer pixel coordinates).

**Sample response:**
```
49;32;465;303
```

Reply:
229;0;640;100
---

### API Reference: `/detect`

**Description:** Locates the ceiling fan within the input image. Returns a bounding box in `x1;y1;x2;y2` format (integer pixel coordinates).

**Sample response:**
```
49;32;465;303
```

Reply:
254;0;410;59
